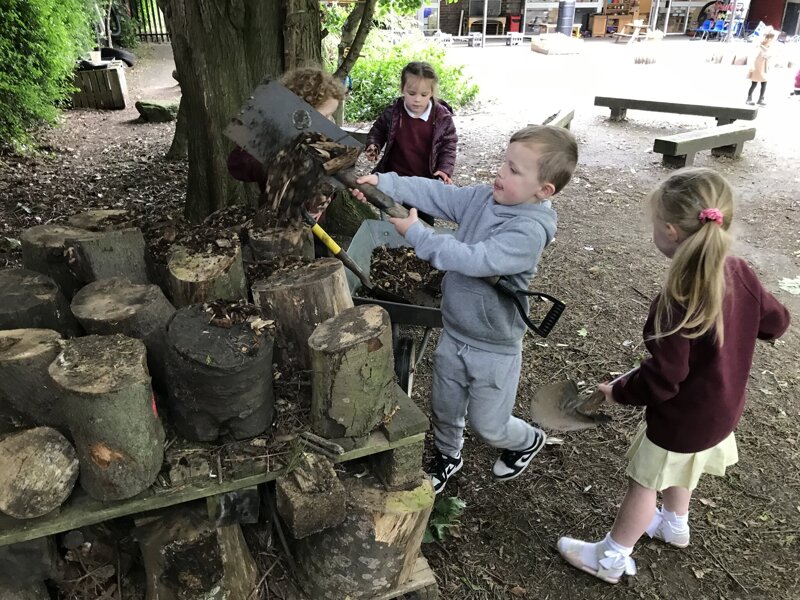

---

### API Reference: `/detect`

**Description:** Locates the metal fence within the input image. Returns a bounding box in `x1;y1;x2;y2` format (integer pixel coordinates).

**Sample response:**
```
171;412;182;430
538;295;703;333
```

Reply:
128;0;170;42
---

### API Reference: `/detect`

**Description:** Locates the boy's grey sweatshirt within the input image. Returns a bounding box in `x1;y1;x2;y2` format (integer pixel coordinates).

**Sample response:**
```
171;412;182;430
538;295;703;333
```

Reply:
378;173;557;354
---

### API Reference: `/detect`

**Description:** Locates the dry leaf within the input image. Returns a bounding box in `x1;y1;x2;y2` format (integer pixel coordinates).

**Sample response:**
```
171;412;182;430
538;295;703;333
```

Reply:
216;238;232;248
692;567;706;579
510;585;527;597
699;498;718;508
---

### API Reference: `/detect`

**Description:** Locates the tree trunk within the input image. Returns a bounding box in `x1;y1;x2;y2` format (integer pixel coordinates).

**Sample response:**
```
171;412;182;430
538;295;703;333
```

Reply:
48;335;165;501
324;191;378;237
251;258;353;370
70;277;176;391
246;225;314;261
163;305;274;442
0;269;79;337
0;328;64;427
284;0;323;70
166;95;188;160
159;0;320;222
294;474;434;599
166;242;248;307
308;305;395;440
64;228;149;285
20;224;90;299
0;427;79;519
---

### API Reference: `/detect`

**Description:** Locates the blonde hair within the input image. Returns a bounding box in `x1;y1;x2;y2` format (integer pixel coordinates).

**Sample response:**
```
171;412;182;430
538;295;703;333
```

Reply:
650;167;734;344
280;68;345;109
509;125;578;193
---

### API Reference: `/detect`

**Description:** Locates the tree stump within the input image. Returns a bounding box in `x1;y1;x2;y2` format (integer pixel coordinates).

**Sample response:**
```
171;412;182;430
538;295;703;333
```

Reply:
293;474;435;599
0;269;79;337
64;228;149;285
70;278;176;391
166;243;247;307
0;427;79;519
65;209;133;231
308;305;396;440
135;505;257;600
252;258;353;370
0;329;64;427
20;224;90;298
48;335;165;501
163;305;274;442
246;226;314;261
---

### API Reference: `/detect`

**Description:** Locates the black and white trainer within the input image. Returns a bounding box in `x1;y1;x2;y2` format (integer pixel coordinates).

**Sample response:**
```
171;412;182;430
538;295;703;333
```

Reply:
492;427;547;481
427;451;463;494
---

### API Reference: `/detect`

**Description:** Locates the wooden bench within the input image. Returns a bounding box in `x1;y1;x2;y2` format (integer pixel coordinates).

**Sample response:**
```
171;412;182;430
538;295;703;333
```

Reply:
653;123;756;168
532;107;575;130
594;96;758;126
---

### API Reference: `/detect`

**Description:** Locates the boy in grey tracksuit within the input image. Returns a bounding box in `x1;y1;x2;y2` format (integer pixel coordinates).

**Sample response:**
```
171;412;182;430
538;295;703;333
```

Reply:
355;125;578;494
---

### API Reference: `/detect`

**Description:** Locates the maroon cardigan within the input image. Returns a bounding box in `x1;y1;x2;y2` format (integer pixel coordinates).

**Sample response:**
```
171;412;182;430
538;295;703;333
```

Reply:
613;257;790;453
366;98;458;178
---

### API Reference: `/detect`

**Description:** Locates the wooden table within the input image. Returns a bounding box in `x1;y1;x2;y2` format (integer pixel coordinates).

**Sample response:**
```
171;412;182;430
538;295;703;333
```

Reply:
467;16;506;35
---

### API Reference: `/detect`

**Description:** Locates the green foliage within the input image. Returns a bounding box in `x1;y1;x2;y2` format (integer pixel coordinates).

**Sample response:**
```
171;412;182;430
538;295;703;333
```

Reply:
0;0;93;149
423;496;466;543
345;34;479;122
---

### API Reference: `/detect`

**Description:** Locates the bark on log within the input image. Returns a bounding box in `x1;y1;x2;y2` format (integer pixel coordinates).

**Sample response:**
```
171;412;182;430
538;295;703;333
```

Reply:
0;427;79;519
135;505;257;600
308;305;395;439
166;243;247;307
70;278;176;391
252;258;353;369
0;269;80;337
246;226;314;261
293;474;434;599
163;306;274;442
284;0;324;70
49;335;165;501
65;209;133;231
20;224;90;299
0;329;64;427
64;228;149;285
166;96;188;160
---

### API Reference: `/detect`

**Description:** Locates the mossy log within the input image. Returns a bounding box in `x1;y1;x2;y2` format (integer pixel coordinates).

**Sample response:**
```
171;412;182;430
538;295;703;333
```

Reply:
48;335;165;501
323;191;377;237
308;305;396;439
0;269;79;336
163;306;274;442
64;228;148;285
71;278;175;390
20;224;89;298
166;243;247;307
0;329;64;427
0;427;79;519
293;474;435;599
135;505;257;600
246;226;314;261
251;258;353;370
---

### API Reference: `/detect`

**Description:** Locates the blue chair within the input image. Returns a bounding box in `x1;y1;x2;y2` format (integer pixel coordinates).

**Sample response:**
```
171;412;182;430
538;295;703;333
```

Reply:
693;19;713;40
710;20;725;40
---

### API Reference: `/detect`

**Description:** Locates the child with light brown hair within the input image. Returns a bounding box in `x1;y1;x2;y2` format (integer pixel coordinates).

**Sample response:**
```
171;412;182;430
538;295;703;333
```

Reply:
558;167;790;584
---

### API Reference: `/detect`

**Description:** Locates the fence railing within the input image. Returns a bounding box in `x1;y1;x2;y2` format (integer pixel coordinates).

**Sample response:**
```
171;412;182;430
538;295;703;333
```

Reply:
128;0;170;42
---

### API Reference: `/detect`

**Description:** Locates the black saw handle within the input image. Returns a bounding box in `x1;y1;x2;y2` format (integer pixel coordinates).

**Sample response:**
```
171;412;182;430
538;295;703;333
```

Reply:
488;276;565;338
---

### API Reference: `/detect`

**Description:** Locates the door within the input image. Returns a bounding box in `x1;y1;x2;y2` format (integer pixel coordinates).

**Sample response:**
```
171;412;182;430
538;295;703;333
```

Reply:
650;0;671;31
784;2;800;37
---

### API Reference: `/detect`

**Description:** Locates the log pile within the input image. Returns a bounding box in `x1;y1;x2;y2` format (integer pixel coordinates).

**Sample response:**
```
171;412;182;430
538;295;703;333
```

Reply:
0;269;79;336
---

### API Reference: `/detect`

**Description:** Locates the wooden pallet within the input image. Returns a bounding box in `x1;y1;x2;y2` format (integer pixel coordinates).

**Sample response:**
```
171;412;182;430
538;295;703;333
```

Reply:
371;557;438;600
72;64;129;109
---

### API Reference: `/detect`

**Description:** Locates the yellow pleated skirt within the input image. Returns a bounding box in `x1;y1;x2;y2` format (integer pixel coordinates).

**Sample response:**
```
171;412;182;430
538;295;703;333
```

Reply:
625;423;738;491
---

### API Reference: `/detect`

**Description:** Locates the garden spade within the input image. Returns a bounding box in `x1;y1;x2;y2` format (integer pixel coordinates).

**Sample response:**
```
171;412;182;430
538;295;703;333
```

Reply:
530;367;639;432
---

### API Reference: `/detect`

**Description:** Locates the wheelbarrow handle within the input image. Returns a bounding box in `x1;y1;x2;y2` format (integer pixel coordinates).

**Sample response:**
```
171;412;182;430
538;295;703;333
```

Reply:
490;276;565;338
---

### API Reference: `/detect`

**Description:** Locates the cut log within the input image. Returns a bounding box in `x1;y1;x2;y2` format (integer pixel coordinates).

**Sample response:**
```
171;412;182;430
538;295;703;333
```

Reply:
64;227;149;285
163;305;274;442
252;258;353;369
0;427;79;519
135;505;257;600
308;305;396;439
166;242;247;307
70;277;176;390
20;224;90;298
0;269;80;336
48;335;165;501
293;474;435;599
0;329;64;427
246;225;314;261
65;209;133;231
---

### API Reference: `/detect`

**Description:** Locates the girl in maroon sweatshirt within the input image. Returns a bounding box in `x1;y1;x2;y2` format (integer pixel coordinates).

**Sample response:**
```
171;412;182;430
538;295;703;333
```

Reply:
364;61;458;225
558;168;790;584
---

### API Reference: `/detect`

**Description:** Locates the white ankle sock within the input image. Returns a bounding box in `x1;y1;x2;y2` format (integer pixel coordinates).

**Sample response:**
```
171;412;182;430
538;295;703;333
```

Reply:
645;509;663;537
662;509;689;531
604;533;634;556
578;533;633;570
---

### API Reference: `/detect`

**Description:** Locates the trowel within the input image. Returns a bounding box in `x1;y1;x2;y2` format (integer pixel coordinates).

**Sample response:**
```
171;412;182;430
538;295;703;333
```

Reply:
530;367;639;432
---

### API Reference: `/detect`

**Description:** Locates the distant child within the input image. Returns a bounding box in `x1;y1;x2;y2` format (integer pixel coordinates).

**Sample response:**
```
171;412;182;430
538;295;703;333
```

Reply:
558;168;790;584
227;67;345;220
745;29;776;106
354;125;578;494
792;67;800;96
364;61;458;226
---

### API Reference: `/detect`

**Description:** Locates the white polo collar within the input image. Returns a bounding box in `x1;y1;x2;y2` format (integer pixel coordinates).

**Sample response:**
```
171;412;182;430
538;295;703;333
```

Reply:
404;100;432;121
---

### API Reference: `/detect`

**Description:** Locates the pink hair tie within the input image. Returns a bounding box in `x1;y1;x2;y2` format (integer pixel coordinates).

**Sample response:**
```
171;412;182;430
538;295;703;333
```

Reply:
698;208;724;226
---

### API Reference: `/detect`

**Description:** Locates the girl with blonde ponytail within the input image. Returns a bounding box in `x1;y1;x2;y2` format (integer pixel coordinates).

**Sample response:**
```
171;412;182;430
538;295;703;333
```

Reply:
558;167;790;585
